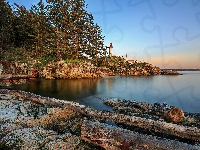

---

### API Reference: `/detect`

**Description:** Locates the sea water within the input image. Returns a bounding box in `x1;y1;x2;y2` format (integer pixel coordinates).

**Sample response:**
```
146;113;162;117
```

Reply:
8;71;200;113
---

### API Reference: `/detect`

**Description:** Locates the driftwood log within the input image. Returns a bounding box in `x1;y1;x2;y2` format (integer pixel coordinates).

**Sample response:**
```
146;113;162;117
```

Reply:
81;120;199;150
0;89;200;141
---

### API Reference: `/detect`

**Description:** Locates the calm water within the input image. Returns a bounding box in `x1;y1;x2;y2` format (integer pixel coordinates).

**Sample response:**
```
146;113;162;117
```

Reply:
7;71;200;113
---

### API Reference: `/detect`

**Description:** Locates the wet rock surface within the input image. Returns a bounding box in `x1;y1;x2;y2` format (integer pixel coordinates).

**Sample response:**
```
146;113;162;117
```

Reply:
99;97;200;127
0;90;200;149
98;97;200;144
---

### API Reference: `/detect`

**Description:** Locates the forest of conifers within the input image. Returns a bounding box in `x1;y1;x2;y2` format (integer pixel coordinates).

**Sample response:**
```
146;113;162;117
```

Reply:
0;0;107;62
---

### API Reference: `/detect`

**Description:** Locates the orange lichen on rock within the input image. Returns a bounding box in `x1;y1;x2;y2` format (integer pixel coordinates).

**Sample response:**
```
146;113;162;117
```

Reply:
25;107;78;128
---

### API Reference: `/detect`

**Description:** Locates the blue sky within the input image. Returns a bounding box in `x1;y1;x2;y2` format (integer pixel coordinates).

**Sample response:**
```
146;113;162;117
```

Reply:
6;0;200;69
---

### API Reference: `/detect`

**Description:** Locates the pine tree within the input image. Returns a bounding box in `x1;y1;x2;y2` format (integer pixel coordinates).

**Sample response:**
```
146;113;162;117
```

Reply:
44;0;106;60
0;0;14;49
1;0;106;63
30;0;52;56
12;4;33;49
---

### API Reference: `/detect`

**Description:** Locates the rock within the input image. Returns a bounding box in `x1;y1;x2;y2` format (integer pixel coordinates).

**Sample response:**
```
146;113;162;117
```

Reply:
0;94;13;100
161;70;180;75
167;107;184;123
44;133;80;150
31;68;39;77
0;126;58;150
0;63;3;75
0;58;181;80
0;92;83;149
1;89;200;148
81;120;199;150
0;75;36;86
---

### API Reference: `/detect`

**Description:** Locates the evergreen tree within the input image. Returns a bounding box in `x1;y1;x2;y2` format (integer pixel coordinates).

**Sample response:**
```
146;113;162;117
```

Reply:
44;0;106;60
0;0;14;49
1;0;106;63
30;0;52;56
12;3;33;49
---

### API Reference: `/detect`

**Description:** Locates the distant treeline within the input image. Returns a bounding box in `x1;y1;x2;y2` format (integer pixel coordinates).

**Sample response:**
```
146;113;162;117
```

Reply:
0;0;106;62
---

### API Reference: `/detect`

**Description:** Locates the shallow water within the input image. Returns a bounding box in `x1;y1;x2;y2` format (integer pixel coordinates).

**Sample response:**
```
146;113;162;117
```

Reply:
8;71;200;113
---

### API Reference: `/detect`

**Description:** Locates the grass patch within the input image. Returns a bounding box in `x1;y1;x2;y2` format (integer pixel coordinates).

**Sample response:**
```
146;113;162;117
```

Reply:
64;59;81;63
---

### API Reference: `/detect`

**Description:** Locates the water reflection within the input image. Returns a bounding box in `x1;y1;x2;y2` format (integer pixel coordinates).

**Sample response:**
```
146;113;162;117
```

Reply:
7;72;200;113
11;78;99;101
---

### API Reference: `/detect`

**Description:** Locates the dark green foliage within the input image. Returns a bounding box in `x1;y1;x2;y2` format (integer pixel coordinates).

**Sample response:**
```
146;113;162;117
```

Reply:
0;0;15;49
0;0;106;63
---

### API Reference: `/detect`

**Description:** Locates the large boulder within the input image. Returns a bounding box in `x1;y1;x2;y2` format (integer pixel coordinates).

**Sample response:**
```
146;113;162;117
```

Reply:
166;107;184;123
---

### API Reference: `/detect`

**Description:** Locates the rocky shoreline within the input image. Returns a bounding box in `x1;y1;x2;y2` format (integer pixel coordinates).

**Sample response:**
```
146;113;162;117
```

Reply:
0;90;102;149
0;89;200;149
0;60;180;86
0;60;185;149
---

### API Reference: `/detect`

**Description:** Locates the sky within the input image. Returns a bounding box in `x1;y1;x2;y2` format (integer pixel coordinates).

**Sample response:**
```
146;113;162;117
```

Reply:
6;0;200;69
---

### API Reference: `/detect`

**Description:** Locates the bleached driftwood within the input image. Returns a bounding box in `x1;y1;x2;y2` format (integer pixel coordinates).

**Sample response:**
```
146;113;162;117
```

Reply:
0;89;200;141
81;120;199;150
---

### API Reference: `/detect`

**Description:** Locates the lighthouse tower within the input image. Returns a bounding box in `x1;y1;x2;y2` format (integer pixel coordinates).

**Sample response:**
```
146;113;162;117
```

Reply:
109;42;113;56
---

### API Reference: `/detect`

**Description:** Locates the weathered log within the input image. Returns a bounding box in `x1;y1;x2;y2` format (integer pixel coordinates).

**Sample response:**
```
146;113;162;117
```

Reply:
81;120;199;150
0;89;200;141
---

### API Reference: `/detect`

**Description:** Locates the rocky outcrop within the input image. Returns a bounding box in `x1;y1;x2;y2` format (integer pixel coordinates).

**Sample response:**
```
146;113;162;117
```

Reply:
0;60;106;82
0;74;37;86
1;89;200;142
82;120;199;150
0;60;35;75
0;93;98;149
0;60;181;82
116;62;162;76
40;61;106;79
161;70;179;75
100;97;200;127
0;60;39;86
39;60;181;79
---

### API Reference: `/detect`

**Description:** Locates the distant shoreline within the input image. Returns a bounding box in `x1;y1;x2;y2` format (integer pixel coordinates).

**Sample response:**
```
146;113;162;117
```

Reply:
162;69;200;71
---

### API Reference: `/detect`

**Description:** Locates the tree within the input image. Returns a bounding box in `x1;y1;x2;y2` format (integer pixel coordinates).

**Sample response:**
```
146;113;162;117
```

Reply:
0;0;14;49
30;0;52;56
1;0;107;63
12;4;34;49
44;0;106;60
